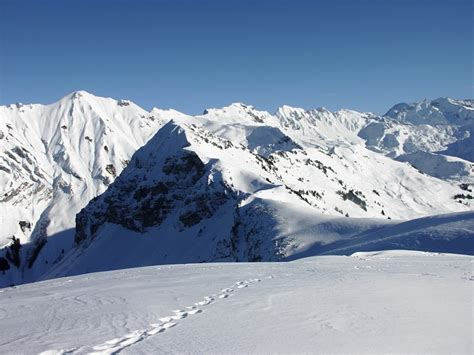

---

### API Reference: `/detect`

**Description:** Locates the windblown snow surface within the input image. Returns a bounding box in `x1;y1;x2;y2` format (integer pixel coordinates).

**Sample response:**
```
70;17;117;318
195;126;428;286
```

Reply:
0;251;471;354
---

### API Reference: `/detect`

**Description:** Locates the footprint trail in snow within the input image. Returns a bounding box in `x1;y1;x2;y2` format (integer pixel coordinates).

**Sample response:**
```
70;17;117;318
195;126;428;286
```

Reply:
50;276;269;354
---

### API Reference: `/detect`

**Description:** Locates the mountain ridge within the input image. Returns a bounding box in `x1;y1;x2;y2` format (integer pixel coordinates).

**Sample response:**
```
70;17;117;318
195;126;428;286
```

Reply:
0;91;472;286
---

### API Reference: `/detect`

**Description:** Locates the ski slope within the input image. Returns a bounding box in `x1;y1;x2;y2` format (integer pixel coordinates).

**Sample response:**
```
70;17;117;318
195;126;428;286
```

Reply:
0;251;471;354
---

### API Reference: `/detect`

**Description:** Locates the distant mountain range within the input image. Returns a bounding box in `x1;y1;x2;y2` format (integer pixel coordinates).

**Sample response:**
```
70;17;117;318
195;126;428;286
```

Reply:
0;92;472;286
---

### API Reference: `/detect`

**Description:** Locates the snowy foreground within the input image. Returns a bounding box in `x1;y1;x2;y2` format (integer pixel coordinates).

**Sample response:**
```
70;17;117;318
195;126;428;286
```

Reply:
0;251;472;354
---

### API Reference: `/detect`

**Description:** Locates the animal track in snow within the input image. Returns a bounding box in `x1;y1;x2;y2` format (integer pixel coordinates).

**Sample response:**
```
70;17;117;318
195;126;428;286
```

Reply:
49;276;271;354
188;308;203;315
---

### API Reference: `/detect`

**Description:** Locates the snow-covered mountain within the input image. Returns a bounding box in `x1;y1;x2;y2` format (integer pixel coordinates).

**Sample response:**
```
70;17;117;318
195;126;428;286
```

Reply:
359;97;474;172
0;92;472;286
384;97;474;126
0;91;166;282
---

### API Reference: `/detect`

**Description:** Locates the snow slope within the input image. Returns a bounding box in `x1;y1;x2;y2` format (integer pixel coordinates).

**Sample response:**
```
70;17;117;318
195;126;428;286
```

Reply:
317;211;474;256
0;252;471;354
395;151;472;179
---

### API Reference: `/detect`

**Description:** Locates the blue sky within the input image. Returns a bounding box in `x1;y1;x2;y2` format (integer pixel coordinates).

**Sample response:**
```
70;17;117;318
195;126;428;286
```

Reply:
0;0;472;114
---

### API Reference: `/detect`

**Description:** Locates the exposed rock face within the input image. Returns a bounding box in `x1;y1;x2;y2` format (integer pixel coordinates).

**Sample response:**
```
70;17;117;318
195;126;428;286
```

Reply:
76;150;209;241
75;122;236;246
337;190;368;211
230;201;287;262
19;221;32;234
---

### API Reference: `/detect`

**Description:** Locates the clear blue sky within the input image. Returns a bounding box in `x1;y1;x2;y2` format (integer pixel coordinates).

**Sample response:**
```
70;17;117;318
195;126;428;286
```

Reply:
0;0;472;114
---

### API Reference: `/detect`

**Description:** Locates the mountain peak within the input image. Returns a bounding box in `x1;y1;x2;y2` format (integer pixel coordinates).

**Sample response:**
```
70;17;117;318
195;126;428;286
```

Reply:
201;102;274;125
64;90;95;101
61;90;130;106
202;102;255;115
